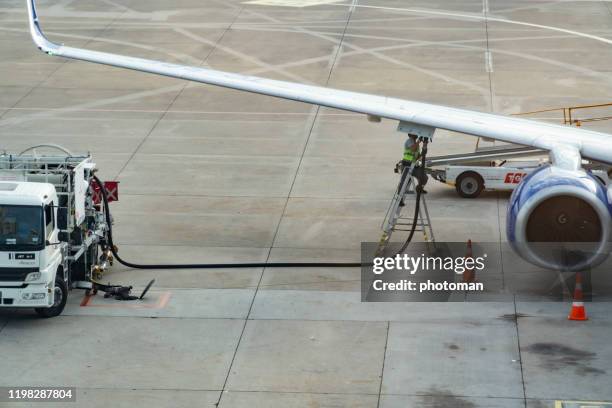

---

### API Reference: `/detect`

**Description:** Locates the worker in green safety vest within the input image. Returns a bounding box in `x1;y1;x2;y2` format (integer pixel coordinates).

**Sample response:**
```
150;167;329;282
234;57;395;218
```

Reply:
403;135;420;164
396;135;428;204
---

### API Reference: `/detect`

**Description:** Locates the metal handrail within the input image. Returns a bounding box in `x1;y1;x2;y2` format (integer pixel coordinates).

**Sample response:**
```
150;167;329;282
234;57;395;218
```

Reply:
512;102;612;127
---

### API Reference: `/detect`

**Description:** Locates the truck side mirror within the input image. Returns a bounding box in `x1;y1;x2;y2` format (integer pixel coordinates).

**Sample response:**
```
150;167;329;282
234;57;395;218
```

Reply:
57;207;68;230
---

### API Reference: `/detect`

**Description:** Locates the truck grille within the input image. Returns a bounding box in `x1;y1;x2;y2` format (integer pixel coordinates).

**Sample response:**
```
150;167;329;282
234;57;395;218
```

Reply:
0;267;39;282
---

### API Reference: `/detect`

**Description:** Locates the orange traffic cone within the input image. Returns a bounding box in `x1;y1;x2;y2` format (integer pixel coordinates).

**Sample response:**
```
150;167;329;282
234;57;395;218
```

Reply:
463;239;475;283
568;272;588;321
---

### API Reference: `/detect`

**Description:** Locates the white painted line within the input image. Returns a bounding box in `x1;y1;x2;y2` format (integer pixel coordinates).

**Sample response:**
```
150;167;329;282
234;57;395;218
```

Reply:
237;1;490;98
5;1;608;128
485;51;493;73
174;28;313;84
328;3;612;46
327;44;340;69
0;26;203;65
243;0;343;7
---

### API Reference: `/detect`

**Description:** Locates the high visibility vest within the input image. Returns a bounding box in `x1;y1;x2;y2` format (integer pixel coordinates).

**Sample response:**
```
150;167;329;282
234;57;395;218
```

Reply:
403;140;419;162
403;148;415;162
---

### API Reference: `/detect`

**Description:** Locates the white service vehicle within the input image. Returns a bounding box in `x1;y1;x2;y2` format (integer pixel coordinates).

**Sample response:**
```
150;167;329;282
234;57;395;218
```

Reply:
0;145;115;317
431;159;611;198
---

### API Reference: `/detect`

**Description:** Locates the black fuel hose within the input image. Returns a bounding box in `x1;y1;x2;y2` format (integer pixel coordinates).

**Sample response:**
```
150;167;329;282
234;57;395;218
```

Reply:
93;175;364;269
397;139;428;254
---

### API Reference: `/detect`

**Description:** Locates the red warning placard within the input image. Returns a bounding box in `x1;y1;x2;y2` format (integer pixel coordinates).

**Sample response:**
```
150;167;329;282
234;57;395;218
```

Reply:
92;181;119;203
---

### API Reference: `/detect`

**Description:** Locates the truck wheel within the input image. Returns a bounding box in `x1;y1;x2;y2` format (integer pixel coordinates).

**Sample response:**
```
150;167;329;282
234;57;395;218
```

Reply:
35;277;68;318
456;172;484;198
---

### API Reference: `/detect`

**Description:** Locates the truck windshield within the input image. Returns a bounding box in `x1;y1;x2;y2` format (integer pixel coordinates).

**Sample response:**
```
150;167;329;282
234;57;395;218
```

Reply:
0;205;43;250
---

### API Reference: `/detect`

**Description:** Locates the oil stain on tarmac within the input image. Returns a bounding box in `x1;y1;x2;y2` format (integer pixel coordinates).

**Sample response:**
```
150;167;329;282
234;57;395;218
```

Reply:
525;342;606;376
418;388;476;408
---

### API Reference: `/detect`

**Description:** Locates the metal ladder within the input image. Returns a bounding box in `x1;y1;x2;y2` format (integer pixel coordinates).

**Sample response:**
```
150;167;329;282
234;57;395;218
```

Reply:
377;161;435;254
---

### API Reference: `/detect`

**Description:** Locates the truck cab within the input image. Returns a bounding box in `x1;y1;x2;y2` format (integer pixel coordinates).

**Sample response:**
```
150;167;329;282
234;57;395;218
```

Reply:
0;182;67;316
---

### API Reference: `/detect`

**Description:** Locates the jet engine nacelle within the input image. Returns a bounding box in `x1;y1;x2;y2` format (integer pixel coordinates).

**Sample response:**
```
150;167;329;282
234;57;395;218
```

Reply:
507;165;612;271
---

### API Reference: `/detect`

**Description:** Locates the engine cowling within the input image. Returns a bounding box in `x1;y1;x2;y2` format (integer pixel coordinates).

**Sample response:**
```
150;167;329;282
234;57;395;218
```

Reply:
507;165;612;271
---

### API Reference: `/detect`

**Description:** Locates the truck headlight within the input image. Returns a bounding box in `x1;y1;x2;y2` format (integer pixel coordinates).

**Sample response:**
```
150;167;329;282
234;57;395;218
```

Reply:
25;272;41;282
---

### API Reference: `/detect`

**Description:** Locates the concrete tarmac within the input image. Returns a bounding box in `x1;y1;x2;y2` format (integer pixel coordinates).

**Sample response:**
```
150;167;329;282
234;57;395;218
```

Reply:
1;0;612;407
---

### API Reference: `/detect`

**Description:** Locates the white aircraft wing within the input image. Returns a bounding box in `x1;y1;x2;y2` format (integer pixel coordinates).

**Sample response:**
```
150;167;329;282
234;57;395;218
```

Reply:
26;0;612;166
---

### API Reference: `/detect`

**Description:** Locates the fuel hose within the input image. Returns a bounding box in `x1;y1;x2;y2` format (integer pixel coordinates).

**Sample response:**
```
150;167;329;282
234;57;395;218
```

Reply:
93;175;365;269
94;142;428;270
397;139;428;254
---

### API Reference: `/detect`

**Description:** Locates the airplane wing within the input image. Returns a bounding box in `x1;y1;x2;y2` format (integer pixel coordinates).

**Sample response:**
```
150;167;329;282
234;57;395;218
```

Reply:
25;0;612;166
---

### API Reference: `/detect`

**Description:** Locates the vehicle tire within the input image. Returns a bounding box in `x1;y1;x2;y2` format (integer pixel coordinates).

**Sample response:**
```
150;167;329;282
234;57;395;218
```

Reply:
35;275;68;318
455;171;484;198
